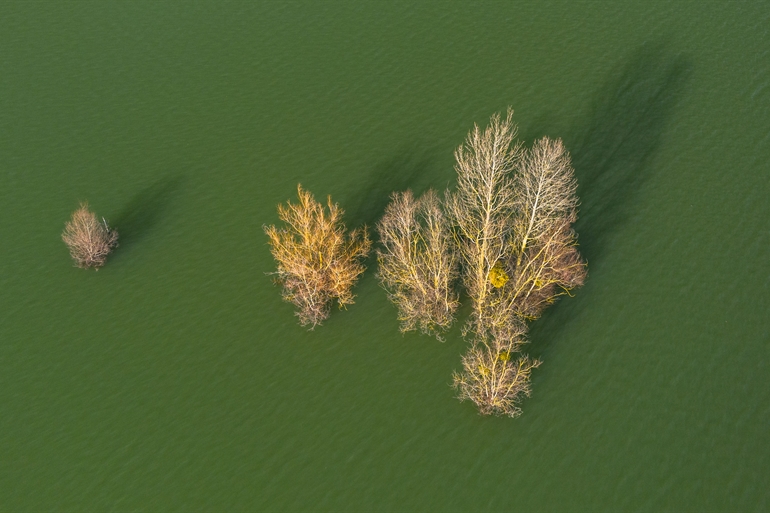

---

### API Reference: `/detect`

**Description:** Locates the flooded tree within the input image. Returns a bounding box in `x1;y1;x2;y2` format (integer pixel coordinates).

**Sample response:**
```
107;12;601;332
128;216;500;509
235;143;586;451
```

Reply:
264;184;371;328
452;328;541;417
446;109;524;343
376;189;459;339
62;202;118;269
505;137;587;319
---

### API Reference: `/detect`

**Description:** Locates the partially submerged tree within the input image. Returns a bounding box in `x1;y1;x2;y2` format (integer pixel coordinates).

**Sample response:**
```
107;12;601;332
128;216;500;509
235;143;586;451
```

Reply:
452;331;541;417
62;202;118;269
505;137;587;318
264;184;371;328
263;110;585;417
446;108;524;343
376;189;459;338
447;110;586;417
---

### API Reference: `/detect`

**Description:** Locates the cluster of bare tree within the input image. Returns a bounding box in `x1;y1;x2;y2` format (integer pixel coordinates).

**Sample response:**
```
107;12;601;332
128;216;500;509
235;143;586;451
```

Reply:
377;109;586;416
263;108;585;417
60;108;582;417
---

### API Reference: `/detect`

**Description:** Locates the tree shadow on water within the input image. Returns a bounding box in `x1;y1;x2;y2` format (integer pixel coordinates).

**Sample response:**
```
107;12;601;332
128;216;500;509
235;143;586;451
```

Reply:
528;43;692;358
571;44;692;265
342;146;448;282
346;146;443;231
111;175;185;258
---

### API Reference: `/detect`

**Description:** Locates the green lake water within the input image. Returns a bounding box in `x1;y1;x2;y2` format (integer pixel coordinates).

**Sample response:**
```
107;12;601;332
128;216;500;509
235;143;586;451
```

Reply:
1;2;768;511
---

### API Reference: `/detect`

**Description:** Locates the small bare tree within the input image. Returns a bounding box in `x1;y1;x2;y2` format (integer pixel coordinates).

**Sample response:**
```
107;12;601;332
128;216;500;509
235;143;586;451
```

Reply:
264;184;371;328
376;189;459;338
452;331;541;418
62;202;118;269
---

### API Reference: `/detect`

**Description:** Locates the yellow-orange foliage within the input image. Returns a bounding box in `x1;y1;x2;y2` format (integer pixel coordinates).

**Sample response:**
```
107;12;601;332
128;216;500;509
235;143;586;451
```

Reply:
62;202;118;269
264;185;371;328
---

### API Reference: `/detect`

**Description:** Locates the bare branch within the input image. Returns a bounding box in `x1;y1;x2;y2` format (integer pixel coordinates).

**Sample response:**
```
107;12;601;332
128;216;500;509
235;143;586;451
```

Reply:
504;137;587;319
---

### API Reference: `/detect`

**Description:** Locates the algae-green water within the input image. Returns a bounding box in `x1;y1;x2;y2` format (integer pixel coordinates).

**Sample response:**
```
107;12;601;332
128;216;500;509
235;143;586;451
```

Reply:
1;2;768;511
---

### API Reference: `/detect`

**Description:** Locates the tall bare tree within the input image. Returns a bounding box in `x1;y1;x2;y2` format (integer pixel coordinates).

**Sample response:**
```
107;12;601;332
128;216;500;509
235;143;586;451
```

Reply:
264;185;371;328
376;189;459;338
62;202;118;269
485;137;588;323
446;108;523;342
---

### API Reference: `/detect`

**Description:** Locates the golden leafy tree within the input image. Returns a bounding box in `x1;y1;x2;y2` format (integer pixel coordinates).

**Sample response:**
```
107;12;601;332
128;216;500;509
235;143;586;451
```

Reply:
376;189;460;338
264;184;371;328
62;202;118;269
448;110;586;417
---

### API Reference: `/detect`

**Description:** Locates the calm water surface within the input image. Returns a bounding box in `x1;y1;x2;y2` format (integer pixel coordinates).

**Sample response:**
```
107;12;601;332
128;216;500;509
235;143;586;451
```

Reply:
1;2;768;511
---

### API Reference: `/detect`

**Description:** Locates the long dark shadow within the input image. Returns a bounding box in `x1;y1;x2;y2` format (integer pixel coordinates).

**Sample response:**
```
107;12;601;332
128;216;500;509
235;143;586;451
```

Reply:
528;43;692;358
342;146;444;280
571;44;692;265
111;175;185;257
347;146;440;230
